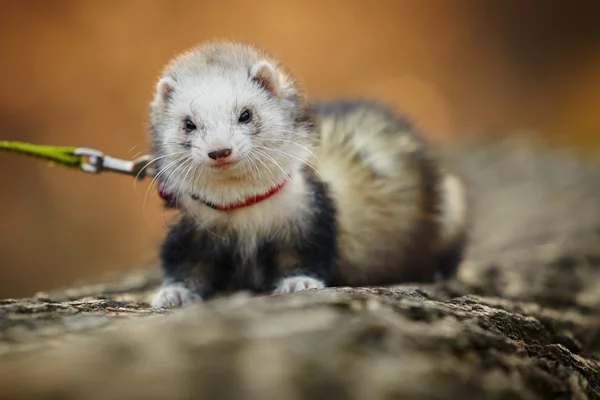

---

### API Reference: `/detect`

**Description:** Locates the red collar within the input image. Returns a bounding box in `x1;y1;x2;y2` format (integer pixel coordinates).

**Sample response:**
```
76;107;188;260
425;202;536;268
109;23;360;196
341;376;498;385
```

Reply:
157;178;289;211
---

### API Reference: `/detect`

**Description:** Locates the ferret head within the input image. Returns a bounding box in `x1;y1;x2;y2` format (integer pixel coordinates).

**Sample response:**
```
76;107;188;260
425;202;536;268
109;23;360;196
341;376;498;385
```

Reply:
148;41;314;206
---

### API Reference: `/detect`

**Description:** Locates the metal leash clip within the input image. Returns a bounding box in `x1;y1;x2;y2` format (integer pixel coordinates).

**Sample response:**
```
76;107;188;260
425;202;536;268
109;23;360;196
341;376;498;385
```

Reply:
74;148;156;180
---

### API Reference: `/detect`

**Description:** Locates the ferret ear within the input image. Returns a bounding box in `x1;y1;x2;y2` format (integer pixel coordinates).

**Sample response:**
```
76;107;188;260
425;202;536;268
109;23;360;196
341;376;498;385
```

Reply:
154;76;177;108
250;60;281;96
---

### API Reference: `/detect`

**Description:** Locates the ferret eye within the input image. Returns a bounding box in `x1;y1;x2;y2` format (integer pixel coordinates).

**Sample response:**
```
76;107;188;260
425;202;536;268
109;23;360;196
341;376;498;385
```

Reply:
183;118;197;133
238;109;252;124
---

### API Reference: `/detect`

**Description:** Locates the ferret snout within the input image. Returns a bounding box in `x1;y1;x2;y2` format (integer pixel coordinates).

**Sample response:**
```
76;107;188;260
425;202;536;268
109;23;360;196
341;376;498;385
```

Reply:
203;137;234;162
207;148;232;160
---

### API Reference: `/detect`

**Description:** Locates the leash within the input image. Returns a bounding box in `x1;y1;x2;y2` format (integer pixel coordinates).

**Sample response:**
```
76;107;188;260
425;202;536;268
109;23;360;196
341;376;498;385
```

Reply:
0;141;156;180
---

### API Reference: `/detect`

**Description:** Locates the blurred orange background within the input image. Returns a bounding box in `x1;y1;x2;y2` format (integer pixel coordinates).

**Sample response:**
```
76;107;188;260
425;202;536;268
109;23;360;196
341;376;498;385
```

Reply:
0;1;598;298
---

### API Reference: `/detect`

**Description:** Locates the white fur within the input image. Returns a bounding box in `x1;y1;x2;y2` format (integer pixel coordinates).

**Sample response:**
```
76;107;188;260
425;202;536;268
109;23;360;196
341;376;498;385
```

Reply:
273;276;325;294
151;283;201;309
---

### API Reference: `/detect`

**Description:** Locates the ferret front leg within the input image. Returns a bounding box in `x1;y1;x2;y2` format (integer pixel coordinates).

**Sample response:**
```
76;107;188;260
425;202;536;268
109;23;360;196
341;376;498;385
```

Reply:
151;218;219;309
271;249;333;295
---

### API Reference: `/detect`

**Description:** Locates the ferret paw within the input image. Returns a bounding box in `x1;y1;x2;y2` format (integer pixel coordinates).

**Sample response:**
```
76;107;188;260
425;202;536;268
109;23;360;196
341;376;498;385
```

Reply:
151;284;201;309
273;276;325;295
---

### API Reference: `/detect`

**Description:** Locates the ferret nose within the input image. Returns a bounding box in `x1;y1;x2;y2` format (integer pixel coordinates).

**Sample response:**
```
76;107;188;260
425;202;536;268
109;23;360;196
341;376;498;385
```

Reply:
207;148;232;160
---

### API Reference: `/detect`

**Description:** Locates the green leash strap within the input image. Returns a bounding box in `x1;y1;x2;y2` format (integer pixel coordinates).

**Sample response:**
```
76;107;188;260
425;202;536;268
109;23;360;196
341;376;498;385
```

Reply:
0;140;82;169
0;140;155;179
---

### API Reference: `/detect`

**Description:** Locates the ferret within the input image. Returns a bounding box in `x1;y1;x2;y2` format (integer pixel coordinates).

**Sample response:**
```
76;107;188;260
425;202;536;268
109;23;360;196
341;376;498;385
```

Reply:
147;40;469;308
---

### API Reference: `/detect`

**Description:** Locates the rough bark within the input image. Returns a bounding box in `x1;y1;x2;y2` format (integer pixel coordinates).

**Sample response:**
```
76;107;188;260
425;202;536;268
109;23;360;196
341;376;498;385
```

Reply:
1;240;599;400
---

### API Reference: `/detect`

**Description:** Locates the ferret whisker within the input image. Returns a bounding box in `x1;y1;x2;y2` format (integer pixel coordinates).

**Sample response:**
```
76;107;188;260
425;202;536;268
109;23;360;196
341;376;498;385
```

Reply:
260;121;309;135
238;157;254;181
135;153;170;182
131;148;149;159
258;137;322;165
247;152;265;184
254;147;288;176
250;155;264;183
128;144;139;154
236;143;265;182
167;158;194;198
248;160;259;182
271;128;313;139
165;158;195;227
157;158;196;249
251;150;278;183
135;151;188;183
143;157;180;212
156;159;190;205
143;154;186;196
254;150;291;182
176;160;194;207
162;141;205;152
241;147;262;182
179;158;196;199
159;158;198;240
253;148;285;182
164;158;195;214
255;145;320;177
269;127;315;140
131;150;146;160
134;152;187;194
193;162;206;188
143;154;188;214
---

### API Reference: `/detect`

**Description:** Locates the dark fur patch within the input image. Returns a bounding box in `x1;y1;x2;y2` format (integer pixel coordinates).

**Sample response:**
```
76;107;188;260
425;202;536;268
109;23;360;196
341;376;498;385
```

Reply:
294;100;316;130
159;216;223;297
285;166;338;284
436;234;467;279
